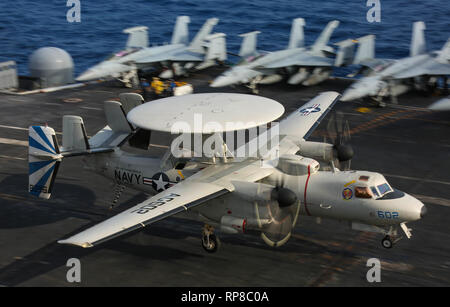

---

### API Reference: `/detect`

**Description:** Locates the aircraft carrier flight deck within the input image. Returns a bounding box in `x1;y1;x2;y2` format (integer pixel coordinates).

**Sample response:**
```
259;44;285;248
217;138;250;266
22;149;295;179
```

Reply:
0;66;449;286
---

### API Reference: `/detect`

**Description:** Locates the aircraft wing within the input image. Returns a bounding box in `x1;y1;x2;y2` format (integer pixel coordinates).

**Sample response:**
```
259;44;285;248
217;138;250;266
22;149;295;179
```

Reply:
135;51;203;64
58;181;229;248
168;51;204;62
279;91;341;140
358;58;394;71
258;54;334;69
390;61;450;79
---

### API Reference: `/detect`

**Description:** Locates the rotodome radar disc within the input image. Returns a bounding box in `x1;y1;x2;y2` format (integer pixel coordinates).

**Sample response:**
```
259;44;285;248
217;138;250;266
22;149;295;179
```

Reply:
127;93;285;133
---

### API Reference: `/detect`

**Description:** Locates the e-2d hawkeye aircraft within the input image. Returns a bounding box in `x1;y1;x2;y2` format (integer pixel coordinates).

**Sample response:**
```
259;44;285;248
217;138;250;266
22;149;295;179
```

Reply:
76;16;226;85
341;21;450;105
28;92;426;252
210;18;345;93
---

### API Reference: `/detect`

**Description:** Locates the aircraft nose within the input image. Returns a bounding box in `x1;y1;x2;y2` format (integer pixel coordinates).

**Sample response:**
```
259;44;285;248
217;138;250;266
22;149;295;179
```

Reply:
420;204;427;218
76;69;99;82
210;76;229;88
340;89;360;101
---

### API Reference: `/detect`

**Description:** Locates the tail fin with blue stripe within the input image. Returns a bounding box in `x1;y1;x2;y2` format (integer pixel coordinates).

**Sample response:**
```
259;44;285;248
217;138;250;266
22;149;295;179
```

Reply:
28;126;62;199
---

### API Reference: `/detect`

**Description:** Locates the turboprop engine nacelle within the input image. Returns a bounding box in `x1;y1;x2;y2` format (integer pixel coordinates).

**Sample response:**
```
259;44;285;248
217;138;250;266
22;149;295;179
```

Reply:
231;181;298;208
276;154;320;176
297;141;335;162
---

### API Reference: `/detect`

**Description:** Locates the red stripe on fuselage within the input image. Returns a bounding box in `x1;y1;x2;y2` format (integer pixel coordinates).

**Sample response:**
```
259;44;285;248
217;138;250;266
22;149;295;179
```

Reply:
304;164;312;216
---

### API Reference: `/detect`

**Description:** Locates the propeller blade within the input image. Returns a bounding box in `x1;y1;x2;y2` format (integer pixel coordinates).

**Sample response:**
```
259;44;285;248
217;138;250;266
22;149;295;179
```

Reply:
259;199;300;247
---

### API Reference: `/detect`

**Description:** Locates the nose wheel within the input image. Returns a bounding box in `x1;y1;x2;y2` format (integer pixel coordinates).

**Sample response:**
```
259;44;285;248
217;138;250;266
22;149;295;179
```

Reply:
381;235;402;249
201;224;221;253
381;236;393;249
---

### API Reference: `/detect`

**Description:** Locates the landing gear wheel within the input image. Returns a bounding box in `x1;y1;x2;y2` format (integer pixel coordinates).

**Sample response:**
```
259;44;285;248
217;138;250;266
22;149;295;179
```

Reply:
202;234;220;253
382;235;393;249
201;224;220;253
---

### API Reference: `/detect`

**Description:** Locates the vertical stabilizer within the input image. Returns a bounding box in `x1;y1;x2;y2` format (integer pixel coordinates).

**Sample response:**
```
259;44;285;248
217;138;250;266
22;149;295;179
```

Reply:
62;116;89;152
437;39;450;63
189;18;219;53
205;33;227;61
28;126;62;199
288;18;305;49
410;21;426;57
171;16;191;45
311;20;339;52
334;39;355;67
353;35;375;64
238;31;261;57
123;26;149;49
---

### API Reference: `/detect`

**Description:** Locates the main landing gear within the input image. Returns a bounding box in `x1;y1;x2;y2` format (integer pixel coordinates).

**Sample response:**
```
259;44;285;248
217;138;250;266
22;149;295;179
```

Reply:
201;224;221;253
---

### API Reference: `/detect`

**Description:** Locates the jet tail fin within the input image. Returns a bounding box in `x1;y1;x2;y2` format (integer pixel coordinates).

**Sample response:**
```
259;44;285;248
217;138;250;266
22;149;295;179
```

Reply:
27;98;139;199
123;26;149;49
353;35;375;64
204;33;227;61
239;31;260;57
171;16;190;45
288;18;305;49
410;21;426;57
28;126;62;199
311;20;339;52
334;39;356;67
438;38;450;62
189;18;219;53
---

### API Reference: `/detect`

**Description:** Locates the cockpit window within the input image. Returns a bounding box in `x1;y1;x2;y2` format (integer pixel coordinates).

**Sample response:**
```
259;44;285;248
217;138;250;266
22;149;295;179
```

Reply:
355;186;372;199
370;187;380;197
377;183;392;195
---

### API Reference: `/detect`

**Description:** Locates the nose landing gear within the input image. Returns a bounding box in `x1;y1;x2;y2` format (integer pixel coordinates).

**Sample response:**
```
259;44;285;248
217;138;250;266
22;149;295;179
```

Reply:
201;224;221;253
381;233;403;249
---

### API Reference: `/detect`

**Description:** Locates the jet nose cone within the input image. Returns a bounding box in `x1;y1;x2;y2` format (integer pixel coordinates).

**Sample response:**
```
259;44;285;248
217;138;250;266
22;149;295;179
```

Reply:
210;76;228;88
341;89;359;102
420;205;427;218
76;70;99;82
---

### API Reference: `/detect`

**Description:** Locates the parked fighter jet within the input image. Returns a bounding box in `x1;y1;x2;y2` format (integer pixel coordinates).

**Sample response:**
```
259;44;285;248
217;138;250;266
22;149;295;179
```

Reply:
341;22;450;105
428;95;450;111
28;92;425;252
210;18;342;93
76;16;226;85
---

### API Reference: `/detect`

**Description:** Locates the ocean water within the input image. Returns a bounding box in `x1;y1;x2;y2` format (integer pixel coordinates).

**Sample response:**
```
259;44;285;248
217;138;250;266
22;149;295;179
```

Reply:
0;0;448;76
